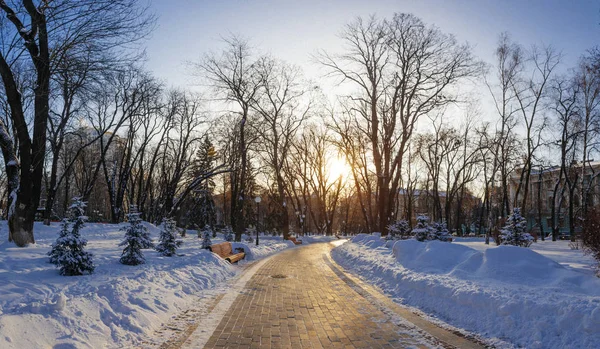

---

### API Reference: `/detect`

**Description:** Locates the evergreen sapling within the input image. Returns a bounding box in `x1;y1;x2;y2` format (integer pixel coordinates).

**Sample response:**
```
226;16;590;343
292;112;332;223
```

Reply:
48;198;95;276
500;208;533;247
200;224;212;249
412;215;431;241
387;220;411;240
430;220;452;242
245;226;255;243
156;217;183;256
120;209;154;265
48;219;70;265
223;226;234;242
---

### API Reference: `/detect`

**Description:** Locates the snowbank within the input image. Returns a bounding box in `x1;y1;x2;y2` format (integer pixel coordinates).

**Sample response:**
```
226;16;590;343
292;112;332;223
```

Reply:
455;237;598;276
233;237;295;260
0;222;297;348
333;235;600;349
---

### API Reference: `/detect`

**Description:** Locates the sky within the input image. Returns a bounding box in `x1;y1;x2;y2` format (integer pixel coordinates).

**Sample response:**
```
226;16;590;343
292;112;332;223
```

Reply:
144;0;600;92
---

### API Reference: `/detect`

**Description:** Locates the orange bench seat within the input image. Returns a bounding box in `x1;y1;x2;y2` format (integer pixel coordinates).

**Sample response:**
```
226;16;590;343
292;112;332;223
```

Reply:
208;242;245;263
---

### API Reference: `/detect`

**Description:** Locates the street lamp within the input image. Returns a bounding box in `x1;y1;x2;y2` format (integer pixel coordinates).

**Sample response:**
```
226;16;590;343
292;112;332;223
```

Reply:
255;196;261;246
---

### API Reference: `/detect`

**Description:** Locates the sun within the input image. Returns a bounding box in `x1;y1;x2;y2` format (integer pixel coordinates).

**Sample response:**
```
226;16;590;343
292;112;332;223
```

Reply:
328;157;351;184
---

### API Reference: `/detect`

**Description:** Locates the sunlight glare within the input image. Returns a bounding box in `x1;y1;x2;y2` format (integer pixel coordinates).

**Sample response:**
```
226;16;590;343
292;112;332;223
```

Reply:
328;157;351;184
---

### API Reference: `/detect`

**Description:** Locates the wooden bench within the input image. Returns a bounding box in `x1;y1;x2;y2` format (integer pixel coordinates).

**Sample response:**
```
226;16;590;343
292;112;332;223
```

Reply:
288;237;302;245
207;242;245;263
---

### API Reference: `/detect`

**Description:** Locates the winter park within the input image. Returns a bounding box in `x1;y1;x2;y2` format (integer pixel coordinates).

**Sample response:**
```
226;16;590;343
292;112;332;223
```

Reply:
1;0;600;348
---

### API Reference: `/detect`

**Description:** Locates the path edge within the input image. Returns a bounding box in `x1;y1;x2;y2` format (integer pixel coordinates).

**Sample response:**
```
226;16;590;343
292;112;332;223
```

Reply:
180;255;275;349
323;244;488;349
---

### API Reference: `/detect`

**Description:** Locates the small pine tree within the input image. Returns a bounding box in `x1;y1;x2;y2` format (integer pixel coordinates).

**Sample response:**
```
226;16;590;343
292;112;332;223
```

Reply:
223;226;234;242
500;208;533;247
48;198;95;276
156;217;183;256
48;219;70;265
181;224;189;238
120;208;154;265
387;220;411;240
430;220;452;242
200;225;213;249
412;215;431;242
245;226;255;243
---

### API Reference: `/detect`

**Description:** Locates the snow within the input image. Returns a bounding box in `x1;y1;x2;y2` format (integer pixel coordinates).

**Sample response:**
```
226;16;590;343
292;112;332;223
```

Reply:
0;222;311;348
455;237;598;276
332;234;600;349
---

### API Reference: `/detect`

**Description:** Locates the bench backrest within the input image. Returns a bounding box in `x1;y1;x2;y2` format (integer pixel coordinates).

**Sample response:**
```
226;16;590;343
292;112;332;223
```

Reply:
210;242;233;257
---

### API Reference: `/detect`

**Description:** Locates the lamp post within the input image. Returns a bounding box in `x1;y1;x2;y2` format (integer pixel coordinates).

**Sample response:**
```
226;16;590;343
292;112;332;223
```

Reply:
255;196;261;246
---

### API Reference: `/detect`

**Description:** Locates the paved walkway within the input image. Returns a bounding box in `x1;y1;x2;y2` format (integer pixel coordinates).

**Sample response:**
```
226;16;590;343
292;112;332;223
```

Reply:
184;242;477;349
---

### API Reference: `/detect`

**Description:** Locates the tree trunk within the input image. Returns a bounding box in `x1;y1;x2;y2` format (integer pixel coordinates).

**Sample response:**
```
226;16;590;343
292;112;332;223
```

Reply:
43;152;61;224
537;168;545;241
276;174;290;239
568;173;579;242
551;176;563;241
8;204;36;246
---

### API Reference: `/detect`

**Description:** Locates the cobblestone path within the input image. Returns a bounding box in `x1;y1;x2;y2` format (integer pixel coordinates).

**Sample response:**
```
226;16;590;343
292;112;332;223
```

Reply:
195;242;445;349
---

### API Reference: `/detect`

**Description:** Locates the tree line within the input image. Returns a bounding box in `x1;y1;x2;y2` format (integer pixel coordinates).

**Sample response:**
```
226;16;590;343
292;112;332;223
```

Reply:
0;2;599;248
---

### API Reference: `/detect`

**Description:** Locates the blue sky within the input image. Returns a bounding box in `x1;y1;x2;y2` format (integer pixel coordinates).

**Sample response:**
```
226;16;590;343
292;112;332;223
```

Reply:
144;0;600;89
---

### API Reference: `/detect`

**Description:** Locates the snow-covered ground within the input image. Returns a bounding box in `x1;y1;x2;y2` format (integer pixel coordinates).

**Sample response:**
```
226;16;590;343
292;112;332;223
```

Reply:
332;235;600;349
0;221;327;348
456;237;598;276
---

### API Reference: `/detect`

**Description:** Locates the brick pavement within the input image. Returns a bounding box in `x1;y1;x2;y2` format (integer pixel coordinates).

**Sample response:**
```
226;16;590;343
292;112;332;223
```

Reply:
200;243;440;349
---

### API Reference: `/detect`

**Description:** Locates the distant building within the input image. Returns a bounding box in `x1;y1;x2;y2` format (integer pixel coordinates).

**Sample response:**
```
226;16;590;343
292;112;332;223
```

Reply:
509;161;600;236
396;188;481;230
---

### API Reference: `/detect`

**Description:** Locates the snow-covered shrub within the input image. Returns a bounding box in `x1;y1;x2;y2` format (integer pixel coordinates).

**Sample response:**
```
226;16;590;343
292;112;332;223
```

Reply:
500;208;533;247
569;239;583;250
387;219;411;240
200;224;212;249
411;215;452;242
245;226;255;243
223;226;234;242
155;217;183;256
430;220;452;242
120;209;154;265
412;215;431;242
582;208;600;275
48;198;95;276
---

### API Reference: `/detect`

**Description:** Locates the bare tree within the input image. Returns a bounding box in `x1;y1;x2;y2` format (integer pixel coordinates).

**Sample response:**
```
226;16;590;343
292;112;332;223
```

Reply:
82;70;157;214
576;50;600;216
485;33;525;218
319;13;479;234
288;125;343;235
551;76;581;241
415;115;454;223
0;0;153;246
251;58;310;239
196;36;263;241
512;45;561;213
330;112;376;233
156;92;205;218
476;124;493;243
415;110;482;230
